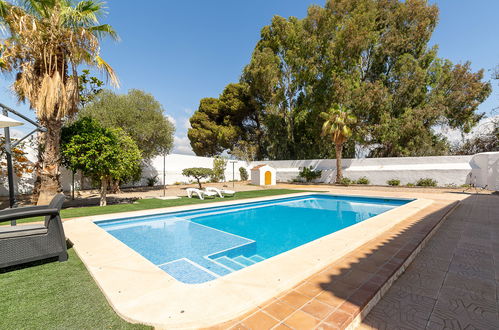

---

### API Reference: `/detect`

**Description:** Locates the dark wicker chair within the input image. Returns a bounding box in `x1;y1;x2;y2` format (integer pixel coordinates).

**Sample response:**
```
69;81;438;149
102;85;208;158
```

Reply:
0;194;68;268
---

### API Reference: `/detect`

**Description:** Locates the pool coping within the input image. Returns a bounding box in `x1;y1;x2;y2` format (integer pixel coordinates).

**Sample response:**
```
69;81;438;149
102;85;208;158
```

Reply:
64;192;433;329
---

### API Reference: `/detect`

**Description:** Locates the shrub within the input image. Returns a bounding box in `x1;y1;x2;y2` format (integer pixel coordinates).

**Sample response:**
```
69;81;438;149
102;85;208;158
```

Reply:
211;156;227;182
182;167;213;189
173;181;183;185
299;166;322;182
239;167;248;181
356;177;369;185
416;178;437;187
460;183;471;188
339;177;353;185
146;175;158;187
406;183;415;187
387;179;400;186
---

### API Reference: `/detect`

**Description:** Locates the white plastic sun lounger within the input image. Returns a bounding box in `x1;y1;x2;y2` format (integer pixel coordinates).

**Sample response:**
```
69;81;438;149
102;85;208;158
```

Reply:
186;188;217;200
205;187;236;198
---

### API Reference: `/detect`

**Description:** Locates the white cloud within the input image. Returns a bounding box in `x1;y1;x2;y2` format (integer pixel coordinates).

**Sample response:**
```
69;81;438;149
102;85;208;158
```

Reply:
165;114;176;126
172;135;194;155
183;118;191;130
183;108;194;115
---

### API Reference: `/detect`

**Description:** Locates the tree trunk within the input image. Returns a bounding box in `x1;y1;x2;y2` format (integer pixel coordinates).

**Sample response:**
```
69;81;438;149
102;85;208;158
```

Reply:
100;177;108;206
335;143;343;183
196;178;202;189
110;179;121;194
36;119;63;205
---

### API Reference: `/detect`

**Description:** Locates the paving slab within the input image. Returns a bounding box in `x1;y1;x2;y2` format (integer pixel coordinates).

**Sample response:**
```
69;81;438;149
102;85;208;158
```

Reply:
361;194;499;330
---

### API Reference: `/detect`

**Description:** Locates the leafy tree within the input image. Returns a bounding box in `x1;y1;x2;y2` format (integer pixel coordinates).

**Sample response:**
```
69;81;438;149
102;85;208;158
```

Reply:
189;0;491;160
61;117;141;206
181;168;213;189
321;106;357;183
0;0;118;205
239;167;249;181
80;89;175;159
211;156;227;182
188;83;262;158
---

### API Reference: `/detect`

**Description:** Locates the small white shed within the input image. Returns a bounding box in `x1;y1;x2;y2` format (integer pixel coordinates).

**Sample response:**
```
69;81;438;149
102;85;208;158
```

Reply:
251;164;276;186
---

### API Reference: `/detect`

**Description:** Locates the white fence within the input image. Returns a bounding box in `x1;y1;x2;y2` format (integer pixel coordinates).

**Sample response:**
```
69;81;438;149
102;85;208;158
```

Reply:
1;152;498;196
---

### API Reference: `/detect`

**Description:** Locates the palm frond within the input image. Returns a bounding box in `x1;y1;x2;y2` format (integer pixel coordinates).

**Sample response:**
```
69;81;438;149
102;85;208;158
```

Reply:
89;23;118;40
95;54;119;87
20;0;56;18
60;0;108;28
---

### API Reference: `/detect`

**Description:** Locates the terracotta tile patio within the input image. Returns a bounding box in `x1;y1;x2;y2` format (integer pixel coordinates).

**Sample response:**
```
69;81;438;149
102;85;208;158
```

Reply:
206;194;467;329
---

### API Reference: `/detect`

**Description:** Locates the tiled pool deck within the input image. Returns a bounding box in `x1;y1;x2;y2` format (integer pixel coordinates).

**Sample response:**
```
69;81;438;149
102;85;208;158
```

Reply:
66;187;499;329
204;190;499;329
207;199;459;329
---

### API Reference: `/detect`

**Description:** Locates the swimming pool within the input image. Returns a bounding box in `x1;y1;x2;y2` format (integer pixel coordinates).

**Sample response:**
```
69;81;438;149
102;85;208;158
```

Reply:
97;194;411;284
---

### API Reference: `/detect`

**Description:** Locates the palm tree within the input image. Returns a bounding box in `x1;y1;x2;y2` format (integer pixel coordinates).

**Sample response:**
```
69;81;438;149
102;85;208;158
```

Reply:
0;0;118;204
320;105;357;183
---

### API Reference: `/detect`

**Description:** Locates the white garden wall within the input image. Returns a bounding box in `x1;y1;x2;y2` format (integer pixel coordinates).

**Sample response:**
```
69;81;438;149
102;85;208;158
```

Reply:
0;154;250;196
251;152;499;190
1;151;498;196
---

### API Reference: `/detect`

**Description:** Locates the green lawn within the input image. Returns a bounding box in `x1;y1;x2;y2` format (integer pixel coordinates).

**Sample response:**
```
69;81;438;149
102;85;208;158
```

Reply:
16;188;311;224
1;249;150;329
2;189;312;328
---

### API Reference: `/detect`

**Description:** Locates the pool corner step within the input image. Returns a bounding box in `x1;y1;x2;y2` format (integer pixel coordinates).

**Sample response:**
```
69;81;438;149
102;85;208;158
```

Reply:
233;255;256;266
213;256;245;271
249;255;265;262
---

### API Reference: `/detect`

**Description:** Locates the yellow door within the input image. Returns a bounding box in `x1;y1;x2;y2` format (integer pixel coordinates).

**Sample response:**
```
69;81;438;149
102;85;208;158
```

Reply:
264;171;272;185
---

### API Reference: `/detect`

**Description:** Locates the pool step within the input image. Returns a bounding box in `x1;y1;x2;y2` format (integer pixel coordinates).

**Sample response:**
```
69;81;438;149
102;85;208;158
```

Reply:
249;255;265;262
212;254;266;273
213;256;245;271
233;255;256;266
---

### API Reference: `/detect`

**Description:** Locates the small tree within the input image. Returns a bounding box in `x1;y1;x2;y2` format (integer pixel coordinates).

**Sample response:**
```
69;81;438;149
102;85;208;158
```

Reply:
321;106;357;183
182;168;213;189
239;167;249;181
211;156;227;182
61;118;142;206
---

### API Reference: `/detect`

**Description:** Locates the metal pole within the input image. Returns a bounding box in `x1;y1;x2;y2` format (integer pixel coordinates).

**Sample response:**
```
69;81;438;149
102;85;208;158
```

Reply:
163;154;166;197
2;112;17;225
232;162;235;189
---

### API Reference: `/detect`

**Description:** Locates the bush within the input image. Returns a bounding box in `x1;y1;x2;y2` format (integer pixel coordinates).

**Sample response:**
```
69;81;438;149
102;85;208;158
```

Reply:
387;179;400;186
146;175;158;187
356;177;369;185
299;166;322;182
416;178;437;187
406;183;415;187
173;181;183;185
339;177;353;185
211;156;227;182
239;167;248;181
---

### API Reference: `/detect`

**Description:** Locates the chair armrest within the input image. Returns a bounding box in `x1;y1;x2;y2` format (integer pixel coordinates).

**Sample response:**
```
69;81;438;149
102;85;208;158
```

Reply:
0;208;60;223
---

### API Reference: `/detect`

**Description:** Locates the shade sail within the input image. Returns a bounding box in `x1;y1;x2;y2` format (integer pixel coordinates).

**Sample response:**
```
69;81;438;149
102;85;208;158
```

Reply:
0;114;23;128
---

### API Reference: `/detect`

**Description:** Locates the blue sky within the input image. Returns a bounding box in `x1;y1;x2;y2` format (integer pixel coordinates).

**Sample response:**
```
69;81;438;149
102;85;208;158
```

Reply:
1;0;498;154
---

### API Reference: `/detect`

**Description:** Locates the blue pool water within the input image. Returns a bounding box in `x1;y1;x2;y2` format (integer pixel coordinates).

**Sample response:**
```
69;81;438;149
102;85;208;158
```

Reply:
97;194;410;284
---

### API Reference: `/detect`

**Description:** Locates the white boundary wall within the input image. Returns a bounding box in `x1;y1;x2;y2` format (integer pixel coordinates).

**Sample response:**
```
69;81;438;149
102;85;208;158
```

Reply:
1;152;498;196
251;152;499;190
